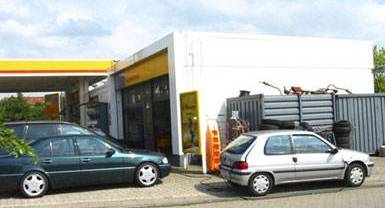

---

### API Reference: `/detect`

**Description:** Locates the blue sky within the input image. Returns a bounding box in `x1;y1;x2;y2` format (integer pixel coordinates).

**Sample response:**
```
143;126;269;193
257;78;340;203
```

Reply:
0;0;385;60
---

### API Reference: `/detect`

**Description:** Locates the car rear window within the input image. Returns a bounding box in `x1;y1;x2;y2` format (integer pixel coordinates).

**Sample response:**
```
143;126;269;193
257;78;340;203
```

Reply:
26;124;59;139
5;124;25;137
224;135;256;154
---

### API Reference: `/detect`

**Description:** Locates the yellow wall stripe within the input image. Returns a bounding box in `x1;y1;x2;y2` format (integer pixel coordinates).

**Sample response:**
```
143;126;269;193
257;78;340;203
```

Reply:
123;51;168;87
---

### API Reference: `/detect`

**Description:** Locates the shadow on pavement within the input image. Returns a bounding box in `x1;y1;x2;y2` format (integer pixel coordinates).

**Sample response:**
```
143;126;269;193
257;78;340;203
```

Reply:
0;181;164;199
195;178;346;199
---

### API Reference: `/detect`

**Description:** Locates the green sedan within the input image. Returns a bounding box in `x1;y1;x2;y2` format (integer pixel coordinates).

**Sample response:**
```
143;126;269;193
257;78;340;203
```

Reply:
0;135;171;198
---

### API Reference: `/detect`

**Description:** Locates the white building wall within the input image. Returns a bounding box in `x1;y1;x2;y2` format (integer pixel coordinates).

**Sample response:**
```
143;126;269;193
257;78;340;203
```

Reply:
172;32;374;144
110;31;374;168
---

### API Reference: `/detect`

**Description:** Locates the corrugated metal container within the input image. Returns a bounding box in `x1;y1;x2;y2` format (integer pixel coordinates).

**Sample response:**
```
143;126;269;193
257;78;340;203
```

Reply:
335;94;385;154
227;94;334;130
227;93;385;154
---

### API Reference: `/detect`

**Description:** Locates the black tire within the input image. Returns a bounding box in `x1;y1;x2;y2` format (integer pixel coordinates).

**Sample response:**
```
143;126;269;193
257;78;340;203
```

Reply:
334;120;351;128
336;136;351;145
135;162;159;187
280;121;295;130
337;143;351;149
20;171;49;198
248;173;273;196
261;119;283;127
333;126;352;134
300;122;313;131
259;123;280;130
345;163;366;187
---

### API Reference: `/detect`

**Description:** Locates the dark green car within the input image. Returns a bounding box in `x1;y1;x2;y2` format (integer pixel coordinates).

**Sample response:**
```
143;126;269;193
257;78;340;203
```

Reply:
0;135;171;198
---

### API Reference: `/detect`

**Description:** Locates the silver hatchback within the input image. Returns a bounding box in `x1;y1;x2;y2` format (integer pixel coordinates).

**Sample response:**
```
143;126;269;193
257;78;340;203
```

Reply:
220;130;374;196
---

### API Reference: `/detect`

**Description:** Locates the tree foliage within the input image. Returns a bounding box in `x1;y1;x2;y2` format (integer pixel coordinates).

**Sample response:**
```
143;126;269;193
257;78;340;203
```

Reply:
0;93;48;122
373;46;385;93
0;93;44;159
0;122;36;159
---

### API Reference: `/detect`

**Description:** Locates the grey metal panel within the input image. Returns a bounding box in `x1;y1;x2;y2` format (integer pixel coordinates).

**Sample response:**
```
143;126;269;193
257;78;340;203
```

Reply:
227;94;334;130
264;94;334;127
226;94;264;131
335;94;385;154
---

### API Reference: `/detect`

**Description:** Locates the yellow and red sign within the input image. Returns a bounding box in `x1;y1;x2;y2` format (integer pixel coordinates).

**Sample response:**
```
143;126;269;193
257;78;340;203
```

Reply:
180;91;201;154
123;51;168;87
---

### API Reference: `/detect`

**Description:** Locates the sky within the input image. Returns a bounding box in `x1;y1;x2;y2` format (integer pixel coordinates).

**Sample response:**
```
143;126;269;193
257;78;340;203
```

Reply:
0;0;385;61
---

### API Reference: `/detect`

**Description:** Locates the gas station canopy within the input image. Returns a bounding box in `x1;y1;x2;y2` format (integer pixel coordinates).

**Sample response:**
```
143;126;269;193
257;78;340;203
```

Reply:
0;59;115;92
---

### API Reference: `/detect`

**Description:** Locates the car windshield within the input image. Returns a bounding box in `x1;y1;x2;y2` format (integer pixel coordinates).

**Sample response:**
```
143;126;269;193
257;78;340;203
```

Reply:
224;135;256;154
103;136;125;150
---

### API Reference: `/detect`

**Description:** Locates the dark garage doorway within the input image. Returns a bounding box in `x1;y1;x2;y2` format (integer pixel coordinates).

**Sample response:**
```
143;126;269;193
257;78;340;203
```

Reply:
122;75;172;155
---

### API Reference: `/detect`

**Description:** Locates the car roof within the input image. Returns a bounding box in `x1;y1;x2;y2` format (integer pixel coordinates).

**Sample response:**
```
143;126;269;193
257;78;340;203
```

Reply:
244;129;315;137
4;120;75;125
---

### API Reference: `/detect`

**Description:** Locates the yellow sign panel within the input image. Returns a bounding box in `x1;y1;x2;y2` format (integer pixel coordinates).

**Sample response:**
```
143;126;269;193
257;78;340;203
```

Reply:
123;51;168;87
180;91;201;154
0;60;114;73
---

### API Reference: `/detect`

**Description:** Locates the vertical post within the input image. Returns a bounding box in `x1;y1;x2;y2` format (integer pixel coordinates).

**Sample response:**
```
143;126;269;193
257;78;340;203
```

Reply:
298;94;303;123
107;76;119;138
63;91;71;121
79;78;89;127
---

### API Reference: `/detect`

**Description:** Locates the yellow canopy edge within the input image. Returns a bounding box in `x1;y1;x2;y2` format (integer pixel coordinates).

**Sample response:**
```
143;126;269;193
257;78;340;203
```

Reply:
0;60;115;73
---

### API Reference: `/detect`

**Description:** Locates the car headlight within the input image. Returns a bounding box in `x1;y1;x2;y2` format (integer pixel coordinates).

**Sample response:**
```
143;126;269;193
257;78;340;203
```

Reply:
162;157;169;164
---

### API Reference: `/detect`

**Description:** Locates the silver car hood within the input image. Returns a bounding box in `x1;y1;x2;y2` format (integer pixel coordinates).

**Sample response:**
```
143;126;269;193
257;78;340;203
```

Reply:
338;148;370;163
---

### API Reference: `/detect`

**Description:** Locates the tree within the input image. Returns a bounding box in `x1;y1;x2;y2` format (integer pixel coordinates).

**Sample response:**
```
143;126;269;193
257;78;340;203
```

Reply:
0;93;44;159
0;122;35;158
0;93;48;122
373;46;385;92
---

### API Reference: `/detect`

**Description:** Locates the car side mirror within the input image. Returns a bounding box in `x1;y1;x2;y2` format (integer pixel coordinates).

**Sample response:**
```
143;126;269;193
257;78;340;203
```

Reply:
327;148;338;154
106;148;115;157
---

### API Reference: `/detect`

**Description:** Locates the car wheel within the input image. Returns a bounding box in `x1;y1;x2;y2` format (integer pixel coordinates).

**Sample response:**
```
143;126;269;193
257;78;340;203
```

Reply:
20;172;48;198
248;173;273;196
136;163;159;187
345;163;366;187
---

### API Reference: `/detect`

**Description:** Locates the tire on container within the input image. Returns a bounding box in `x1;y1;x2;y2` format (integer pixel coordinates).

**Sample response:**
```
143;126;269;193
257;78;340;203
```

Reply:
334;120;351;128
280;121;295;130
261;119;283;127
259;124;280;130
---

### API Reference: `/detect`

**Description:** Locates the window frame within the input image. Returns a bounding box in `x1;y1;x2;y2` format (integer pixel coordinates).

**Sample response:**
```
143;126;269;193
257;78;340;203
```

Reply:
25;123;60;139
50;138;77;157
291;134;333;154
75;136;112;156
264;134;294;156
33;138;77;157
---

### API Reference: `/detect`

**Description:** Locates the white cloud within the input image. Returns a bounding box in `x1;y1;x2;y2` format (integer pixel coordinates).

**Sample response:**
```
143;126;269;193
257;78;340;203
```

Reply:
0;0;384;59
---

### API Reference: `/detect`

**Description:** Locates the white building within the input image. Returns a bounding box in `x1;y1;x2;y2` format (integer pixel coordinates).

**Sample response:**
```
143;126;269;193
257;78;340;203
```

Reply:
107;32;374;167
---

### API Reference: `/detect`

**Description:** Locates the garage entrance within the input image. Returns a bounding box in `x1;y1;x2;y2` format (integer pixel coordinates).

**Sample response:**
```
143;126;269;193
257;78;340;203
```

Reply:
122;75;172;154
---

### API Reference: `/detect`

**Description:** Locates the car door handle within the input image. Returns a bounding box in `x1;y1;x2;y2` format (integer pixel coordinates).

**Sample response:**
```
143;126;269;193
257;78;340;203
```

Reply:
42;159;53;164
81;158;92;163
292;157;298;163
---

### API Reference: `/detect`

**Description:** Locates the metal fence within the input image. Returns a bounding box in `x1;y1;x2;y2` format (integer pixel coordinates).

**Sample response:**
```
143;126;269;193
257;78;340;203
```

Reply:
335;94;385;154
227;93;385;154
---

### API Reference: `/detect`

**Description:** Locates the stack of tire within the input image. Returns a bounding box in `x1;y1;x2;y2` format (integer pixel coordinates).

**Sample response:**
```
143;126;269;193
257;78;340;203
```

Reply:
258;119;295;130
333;120;352;149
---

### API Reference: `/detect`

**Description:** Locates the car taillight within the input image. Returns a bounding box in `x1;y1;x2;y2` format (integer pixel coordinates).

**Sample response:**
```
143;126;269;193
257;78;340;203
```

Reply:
232;161;248;170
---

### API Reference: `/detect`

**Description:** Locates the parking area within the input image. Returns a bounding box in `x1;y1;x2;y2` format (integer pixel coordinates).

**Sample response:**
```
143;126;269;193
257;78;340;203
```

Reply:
1;157;385;208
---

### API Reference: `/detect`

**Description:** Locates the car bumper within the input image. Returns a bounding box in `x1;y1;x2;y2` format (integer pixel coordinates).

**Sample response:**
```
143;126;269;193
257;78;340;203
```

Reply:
219;165;251;186
366;161;374;177
159;164;171;178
